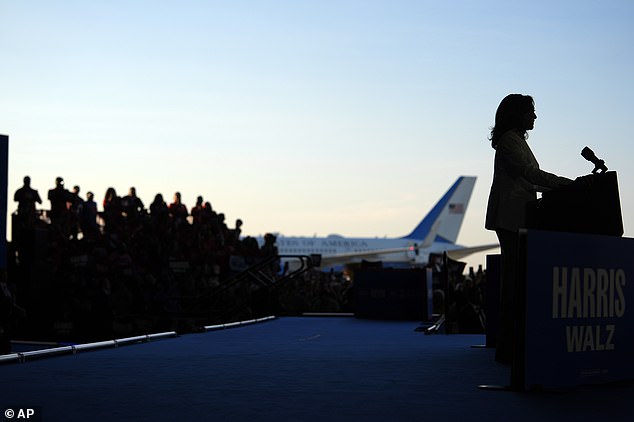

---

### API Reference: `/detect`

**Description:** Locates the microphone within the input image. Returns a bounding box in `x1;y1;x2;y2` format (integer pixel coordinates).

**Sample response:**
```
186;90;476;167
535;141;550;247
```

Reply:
581;146;608;174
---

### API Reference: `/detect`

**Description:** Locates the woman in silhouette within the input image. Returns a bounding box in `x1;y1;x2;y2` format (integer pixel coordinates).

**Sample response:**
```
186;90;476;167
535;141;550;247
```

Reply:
485;94;572;364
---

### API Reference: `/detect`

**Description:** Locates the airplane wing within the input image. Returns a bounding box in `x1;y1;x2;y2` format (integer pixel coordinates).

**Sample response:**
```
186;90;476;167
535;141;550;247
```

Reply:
444;244;499;261
319;242;500;267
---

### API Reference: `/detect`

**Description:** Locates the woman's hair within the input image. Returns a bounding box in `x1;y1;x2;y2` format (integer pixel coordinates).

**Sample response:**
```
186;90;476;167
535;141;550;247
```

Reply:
104;187;117;201
489;94;534;149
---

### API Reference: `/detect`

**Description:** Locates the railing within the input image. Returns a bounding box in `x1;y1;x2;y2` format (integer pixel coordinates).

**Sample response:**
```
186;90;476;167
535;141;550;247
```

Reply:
186;255;317;325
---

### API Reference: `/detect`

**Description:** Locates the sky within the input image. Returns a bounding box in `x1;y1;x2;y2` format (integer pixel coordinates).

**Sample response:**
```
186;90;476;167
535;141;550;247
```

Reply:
1;0;634;272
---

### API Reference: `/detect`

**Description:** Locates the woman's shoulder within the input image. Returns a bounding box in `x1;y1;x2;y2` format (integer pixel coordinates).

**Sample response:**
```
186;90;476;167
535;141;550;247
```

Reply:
500;129;523;142
496;129;526;150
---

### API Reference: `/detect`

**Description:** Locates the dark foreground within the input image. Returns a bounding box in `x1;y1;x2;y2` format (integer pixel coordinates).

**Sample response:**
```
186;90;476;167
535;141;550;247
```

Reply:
1;317;632;421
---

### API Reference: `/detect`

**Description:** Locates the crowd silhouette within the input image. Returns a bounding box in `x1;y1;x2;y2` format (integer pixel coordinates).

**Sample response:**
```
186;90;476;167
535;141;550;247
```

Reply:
5;176;358;346
2;176;486;351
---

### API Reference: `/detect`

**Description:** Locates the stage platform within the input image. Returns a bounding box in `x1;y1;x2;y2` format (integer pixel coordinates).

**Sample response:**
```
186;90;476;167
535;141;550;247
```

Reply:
1;316;632;421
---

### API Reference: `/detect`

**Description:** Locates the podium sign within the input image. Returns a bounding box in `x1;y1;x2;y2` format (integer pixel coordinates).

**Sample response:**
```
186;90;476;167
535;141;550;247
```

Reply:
521;230;634;389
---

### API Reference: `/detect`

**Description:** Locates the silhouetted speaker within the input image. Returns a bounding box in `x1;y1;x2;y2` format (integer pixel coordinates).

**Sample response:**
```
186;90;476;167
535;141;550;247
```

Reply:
530;171;623;236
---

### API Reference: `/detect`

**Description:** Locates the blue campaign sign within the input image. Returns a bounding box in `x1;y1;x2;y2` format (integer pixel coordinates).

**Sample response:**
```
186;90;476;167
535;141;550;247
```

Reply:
523;229;634;389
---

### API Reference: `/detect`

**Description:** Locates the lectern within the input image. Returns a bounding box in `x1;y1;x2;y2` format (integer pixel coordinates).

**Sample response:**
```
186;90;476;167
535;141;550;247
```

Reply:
507;170;633;390
529;171;623;237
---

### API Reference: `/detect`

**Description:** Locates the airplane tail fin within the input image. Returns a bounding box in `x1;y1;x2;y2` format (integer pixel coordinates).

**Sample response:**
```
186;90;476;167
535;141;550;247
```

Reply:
403;176;476;244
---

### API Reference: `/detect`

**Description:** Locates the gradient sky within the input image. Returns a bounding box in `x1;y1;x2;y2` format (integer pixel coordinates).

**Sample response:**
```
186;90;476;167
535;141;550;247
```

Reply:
2;1;633;271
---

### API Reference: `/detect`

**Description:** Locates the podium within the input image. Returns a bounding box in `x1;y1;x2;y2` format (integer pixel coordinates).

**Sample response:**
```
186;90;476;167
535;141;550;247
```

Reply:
529;171;623;236
486;172;632;390
511;172;631;389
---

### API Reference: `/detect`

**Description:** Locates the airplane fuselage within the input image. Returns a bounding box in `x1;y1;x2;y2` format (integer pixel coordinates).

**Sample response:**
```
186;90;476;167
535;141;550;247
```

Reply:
274;234;459;267
277;235;388;256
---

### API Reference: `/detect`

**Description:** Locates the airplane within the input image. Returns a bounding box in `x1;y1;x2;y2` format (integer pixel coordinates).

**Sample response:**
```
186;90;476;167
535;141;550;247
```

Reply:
258;176;498;271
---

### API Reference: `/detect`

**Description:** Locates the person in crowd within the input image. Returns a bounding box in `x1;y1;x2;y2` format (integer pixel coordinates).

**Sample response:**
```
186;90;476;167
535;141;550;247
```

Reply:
121;187;145;224
150;193;167;213
191;196;204;225
227;218;243;247
69;185;83;240
261;233;278;257
168;192;188;226
485;93;572;364
149;193;169;229
80;191;99;238
201;201;216;226
103;187;118;210
48;177;72;237
103;187;122;232
13;175;42;229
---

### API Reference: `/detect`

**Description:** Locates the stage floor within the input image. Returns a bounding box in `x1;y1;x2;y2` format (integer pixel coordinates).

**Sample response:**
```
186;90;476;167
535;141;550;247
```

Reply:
1;316;632;421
